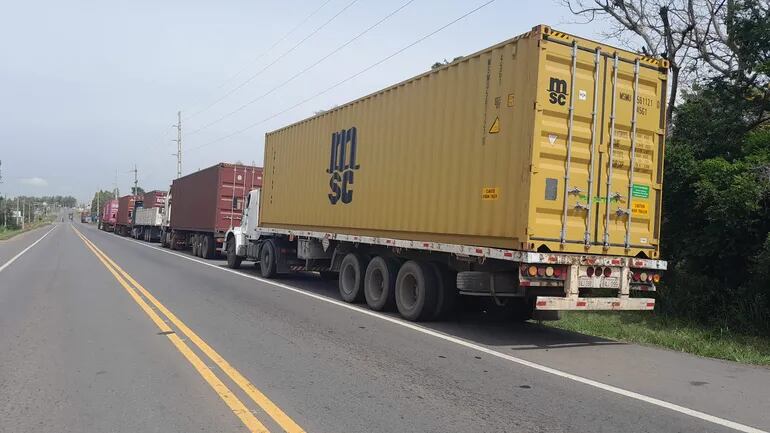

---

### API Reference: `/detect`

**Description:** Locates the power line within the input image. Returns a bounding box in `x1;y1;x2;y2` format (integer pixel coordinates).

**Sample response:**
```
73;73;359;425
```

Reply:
187;0;496;153
184;0;360;121
187;0;417;137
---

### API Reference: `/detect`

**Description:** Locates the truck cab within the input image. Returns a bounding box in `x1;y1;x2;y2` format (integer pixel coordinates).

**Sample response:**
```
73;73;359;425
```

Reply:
224;189;261;267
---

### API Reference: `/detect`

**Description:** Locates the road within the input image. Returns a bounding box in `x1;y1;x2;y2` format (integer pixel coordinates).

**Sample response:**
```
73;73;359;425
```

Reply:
1;222;768;433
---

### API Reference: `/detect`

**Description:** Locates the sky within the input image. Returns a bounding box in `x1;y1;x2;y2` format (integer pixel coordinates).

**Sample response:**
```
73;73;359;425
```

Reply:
0;0;608;203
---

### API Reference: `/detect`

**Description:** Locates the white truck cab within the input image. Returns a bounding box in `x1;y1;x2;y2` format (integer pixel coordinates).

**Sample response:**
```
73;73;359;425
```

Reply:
225;189;261;268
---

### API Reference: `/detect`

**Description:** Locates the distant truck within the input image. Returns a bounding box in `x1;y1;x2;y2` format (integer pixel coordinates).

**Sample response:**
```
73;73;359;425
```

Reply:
115;195;138;236
131;190;168;242
99;200;119;232
162;163;262;258
225;25;668;322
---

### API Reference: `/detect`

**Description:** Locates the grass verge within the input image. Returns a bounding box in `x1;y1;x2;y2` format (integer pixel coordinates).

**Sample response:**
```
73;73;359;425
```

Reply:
545;311;770;366
0;220;52;241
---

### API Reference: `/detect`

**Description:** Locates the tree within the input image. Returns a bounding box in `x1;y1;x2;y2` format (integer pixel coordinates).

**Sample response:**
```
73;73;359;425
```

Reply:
90;190;115;215
561;0;770;130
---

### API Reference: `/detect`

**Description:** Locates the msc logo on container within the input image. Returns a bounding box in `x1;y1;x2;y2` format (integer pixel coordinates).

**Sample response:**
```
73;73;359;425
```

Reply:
326;126;360;205
547;77;568;106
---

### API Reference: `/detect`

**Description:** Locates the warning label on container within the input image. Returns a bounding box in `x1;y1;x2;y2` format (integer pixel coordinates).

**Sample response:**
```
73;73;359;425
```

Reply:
631;184;650;199
631;202;649;216
482;187;499;200
489;117;500;134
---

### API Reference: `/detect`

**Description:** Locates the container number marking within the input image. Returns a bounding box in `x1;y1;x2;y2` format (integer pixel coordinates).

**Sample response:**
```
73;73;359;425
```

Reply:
631;184;650;199
482;187;499;201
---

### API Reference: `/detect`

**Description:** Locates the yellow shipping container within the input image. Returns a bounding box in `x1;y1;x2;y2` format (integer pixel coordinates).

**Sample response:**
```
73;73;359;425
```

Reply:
261;25;668;259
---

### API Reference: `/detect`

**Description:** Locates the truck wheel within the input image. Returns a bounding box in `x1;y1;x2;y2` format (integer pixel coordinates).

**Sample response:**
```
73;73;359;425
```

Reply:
429;263;457;320
201;235;215;259
364;257;398;311
395;260;438;321
259;241;277;278
226;238;242;269
191;235;199;256
170;233;179;250
339;253;368;303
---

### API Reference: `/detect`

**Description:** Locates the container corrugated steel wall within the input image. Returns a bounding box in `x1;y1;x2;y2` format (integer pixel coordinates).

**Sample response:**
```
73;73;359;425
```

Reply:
142;190;167;209
260;25;667;258
101;200;118;225
170;163;263;233
116;195;138;226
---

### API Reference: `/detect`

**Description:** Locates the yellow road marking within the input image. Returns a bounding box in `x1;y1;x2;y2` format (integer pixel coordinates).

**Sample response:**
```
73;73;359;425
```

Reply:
72;227;270;433
73;225;306;433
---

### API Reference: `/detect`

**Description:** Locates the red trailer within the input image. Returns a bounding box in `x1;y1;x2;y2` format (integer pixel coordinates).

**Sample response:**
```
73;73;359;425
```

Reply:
115;195;138;236
141;190;167;209
166;163;262;258
99;200;118;232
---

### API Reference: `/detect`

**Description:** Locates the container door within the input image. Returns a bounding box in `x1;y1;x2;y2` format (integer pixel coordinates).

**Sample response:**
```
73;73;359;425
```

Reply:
533;34;664;257
593;53;663;254
533;39;607;248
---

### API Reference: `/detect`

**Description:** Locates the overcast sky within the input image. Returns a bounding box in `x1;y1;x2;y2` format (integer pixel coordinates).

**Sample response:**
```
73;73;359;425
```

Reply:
0;0;607;203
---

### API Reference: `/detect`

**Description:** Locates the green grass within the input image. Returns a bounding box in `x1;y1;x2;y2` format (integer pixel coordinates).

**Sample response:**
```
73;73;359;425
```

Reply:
0;220;52;241
545;311;770;366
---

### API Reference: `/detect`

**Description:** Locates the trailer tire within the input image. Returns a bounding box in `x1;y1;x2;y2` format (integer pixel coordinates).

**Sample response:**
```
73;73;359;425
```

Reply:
170;233;179;250
191;235;199;256
259;241;277;278
339;253;368;303
429;263;457;320
201;235;215;259
226;238;242;269
364;257;398;311
395;260;438;322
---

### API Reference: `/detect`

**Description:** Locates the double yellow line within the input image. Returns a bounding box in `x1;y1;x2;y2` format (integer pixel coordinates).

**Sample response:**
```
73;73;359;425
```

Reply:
72;226;305;433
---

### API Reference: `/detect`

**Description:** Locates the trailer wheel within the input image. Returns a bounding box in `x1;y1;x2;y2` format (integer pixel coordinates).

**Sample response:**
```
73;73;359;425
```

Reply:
395;261;438;321
364;257;398;311
259;241;277;278
170;233;179;250
201;235;215;259
226;238;242;269
429;263;457;320
339;253;368;303
191;235;199;256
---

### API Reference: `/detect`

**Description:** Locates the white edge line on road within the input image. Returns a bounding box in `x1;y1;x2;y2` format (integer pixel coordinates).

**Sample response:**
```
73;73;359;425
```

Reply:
102;230;765;433
0;225;57;274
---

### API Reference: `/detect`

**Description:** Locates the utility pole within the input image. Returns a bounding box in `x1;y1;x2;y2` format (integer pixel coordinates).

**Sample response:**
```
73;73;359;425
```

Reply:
0;159;4;229
173;111;182;179
114;169;119;199
132;164;138;195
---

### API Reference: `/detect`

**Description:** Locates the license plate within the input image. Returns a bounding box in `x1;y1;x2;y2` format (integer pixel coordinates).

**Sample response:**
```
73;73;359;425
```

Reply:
579;276;620;288
600;277;620;288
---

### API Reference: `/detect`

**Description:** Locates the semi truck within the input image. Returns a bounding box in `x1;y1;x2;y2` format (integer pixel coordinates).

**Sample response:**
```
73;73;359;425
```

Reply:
99;199;118;232
162;163;263;259
225;25;668;322
115;195;138;236
131;190;167;242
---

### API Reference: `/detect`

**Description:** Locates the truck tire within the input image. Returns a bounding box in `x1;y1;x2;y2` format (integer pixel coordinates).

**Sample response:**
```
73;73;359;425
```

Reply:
226;238;242;269
339;253;368;303
429;263;457;320
170;233;179;250
191;234;199;256
364;257;398;311
259;241;277;278
395;260;438;322
201;235;215;259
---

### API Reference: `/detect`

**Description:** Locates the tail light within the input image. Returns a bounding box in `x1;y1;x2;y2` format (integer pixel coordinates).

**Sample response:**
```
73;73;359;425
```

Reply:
520;264;528;276
545;266;554;277
603;267;612;277
537;266;546;277
553;267;563;278
652;273;661;283
527;266;538;277
632;271;640;281
586;266;595;277
640;272;648;282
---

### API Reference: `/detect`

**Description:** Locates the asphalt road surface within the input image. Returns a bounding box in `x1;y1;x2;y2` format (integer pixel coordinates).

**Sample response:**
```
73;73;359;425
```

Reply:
1;221;768;433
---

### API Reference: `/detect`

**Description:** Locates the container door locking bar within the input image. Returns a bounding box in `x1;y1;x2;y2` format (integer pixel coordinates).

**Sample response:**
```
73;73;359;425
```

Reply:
603;53;619;248
560;40;579;245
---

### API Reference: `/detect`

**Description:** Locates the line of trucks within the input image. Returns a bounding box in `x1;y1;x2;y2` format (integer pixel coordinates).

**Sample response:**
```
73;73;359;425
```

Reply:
92;26;668;322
